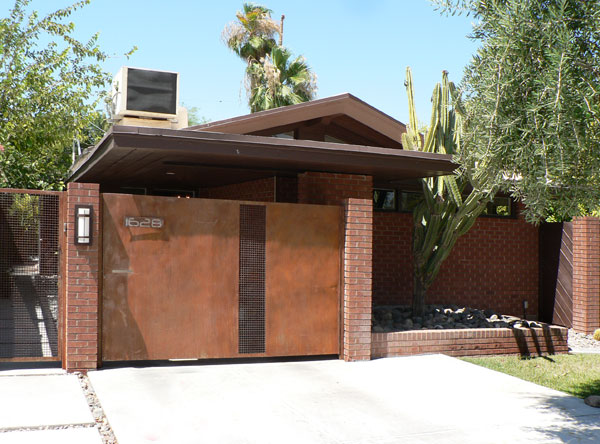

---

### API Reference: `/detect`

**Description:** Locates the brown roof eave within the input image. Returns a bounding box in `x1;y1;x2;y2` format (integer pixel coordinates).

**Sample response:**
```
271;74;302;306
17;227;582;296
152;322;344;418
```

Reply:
69;125;456;183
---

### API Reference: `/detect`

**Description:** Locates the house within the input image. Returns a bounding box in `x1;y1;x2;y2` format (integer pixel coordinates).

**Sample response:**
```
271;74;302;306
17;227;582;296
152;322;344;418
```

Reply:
1;92;574;372
61;92;560;369
72;93;539;318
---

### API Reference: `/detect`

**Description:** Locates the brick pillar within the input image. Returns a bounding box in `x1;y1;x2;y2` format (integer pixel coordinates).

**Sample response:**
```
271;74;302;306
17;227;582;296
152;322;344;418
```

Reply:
343;198;373;361
572;217;600;334
64;183;101;372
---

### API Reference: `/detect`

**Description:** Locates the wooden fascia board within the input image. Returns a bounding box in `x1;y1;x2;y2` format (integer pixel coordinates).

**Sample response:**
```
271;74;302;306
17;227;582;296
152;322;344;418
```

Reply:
69;126;456;183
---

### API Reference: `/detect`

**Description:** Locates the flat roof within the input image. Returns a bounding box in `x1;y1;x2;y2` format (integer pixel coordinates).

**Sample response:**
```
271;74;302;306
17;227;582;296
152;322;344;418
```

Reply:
70;125;455;189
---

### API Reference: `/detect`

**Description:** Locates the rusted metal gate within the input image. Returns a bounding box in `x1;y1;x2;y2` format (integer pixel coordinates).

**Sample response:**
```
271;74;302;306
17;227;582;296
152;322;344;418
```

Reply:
539;222;573;327
0;190;62;360
102;194;341;361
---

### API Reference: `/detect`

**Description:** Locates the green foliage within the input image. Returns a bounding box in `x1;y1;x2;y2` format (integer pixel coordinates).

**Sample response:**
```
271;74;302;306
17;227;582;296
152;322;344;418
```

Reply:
403;67;495;315
594;329;600;342
436;0;600;222
462;354;600;399
222;3;316;112
0;0;134;190
247;46;316;113
183;104;210;127
222;3;279;64
9;193;39;231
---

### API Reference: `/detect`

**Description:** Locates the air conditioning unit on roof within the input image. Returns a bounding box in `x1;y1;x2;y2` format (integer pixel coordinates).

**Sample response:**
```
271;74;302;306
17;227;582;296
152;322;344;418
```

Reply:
111;66;179;120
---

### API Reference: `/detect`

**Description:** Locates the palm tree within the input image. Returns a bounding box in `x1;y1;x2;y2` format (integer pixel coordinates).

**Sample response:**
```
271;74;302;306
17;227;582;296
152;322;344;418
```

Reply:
222;3;280;65
246;46;317;112
222;4;317;112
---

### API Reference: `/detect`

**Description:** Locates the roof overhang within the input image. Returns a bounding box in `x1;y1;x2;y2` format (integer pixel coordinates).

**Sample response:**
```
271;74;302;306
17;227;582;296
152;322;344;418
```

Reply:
69;125;455;189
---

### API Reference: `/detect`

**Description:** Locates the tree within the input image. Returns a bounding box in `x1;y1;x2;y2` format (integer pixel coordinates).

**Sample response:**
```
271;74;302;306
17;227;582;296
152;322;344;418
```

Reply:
182;104;210;126
222;3;280;65
0;0;134;190
434;0;600;222
222;3;316;112
402;67;496;316
247;46;316;113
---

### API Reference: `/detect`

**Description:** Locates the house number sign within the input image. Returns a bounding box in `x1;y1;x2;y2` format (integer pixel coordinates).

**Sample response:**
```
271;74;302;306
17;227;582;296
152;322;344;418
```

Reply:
124;216;164;229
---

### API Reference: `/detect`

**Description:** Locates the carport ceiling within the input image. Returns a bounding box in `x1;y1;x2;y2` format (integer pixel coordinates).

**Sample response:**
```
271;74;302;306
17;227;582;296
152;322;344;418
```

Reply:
69;125;456;189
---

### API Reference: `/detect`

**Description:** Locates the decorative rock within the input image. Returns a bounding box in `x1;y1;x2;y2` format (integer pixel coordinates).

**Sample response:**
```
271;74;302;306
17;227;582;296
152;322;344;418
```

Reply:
584;396;600;408
568;329;600;351
371;304;559;334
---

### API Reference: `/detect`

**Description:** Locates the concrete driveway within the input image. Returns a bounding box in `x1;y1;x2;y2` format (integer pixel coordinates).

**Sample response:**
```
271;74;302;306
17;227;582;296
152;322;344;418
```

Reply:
88;354;600;444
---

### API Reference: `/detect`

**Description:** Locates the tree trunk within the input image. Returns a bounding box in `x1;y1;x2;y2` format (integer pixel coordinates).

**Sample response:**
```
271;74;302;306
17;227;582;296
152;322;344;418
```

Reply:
412;272;426;317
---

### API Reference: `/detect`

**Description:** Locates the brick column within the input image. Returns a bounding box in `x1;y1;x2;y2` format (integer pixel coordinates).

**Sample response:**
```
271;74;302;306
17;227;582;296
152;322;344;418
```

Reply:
343;198;373;361
64;183;101;372
572;217;600;334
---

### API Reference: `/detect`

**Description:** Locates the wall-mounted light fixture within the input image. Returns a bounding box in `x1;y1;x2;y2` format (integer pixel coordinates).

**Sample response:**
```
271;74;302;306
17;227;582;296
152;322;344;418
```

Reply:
75;205;93;245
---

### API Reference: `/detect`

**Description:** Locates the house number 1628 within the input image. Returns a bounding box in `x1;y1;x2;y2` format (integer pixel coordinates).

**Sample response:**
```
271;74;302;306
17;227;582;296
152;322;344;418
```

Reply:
124;216;164;229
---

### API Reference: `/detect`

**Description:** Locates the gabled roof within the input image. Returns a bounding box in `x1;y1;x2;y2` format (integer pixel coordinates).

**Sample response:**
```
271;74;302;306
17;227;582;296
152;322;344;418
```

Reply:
189;93;406;149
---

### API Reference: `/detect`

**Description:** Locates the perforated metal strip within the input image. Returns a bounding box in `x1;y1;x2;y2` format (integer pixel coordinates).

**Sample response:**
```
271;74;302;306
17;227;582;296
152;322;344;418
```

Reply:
238;205;266;354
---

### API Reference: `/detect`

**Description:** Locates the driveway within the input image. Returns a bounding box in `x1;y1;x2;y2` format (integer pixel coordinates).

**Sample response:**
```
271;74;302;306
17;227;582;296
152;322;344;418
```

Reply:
88;354;600;444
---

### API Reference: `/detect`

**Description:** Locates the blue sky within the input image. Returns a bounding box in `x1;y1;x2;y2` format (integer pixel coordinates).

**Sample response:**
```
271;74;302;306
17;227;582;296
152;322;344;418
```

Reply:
7;0;479;125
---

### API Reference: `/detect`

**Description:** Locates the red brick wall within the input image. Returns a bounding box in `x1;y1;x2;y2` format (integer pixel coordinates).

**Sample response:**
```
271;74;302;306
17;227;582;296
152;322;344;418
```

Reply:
64;183;101;372
372;212;412;305
371;326;568;358
199;177;275;202
343;198;373;361
373;207;539;317
298;172;372;205
572;217;600;334
275;176;298;203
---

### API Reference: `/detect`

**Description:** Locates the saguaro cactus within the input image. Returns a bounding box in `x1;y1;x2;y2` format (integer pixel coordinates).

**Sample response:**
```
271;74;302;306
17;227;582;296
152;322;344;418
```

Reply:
402;67;496;316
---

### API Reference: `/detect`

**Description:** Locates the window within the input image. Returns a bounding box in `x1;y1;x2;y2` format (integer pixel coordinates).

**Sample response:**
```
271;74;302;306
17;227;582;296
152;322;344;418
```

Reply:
482;196;512;217
398;191;423;213
273;132;294;139
374;188;513;217
324;135;346;144
373;189;396;210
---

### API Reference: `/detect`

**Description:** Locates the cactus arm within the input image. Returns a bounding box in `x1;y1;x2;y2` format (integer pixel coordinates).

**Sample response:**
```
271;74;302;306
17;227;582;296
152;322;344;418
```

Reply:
404;67;422;151
404;65;497;316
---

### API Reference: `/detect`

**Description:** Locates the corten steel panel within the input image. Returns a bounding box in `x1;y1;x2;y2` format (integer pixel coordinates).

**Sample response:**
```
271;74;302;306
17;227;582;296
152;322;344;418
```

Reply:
102;194;239;361
265;204;341;356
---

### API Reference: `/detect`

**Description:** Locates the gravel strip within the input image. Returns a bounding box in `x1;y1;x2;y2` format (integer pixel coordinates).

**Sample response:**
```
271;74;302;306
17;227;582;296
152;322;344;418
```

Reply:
0;423;95;433
372;304;547;332
568;329;600;353
76;372;118;444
